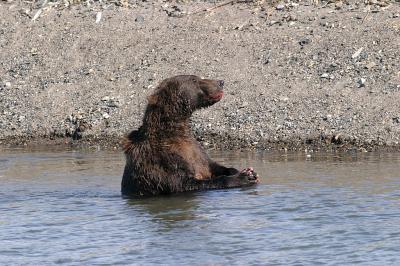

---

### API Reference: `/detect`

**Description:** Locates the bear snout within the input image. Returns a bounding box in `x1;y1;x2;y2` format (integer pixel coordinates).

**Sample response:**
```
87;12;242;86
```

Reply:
209;90;224;102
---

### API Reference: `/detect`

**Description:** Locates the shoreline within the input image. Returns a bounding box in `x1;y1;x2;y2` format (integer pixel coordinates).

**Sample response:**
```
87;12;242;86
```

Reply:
1;134;400;153
1;1;399;153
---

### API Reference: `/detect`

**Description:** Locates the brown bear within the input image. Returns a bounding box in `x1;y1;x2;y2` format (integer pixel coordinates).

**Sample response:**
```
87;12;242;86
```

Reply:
122;75;259;196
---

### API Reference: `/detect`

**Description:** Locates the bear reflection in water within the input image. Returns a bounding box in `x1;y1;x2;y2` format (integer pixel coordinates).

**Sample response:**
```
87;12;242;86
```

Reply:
122;75;259;197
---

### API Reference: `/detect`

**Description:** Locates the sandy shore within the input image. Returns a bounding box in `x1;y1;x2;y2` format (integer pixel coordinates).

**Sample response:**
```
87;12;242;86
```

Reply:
0;0;399;152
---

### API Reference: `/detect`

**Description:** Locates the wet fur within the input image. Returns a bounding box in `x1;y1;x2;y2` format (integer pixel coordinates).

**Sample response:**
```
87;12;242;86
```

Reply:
122;75;256;196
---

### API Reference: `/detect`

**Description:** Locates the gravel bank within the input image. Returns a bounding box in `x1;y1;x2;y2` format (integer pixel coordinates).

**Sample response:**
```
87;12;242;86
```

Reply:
0;0;399;152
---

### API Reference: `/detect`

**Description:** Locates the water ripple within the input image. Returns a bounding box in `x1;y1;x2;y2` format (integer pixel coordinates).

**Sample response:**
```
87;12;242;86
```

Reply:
0;150;400;265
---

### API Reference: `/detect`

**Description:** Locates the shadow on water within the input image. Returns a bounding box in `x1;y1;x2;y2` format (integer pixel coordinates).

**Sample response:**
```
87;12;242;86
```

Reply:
123;183;261;228
124;192;201;229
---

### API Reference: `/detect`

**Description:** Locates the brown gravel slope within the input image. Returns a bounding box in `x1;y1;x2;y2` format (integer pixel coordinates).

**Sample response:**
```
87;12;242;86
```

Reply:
0;1;399;151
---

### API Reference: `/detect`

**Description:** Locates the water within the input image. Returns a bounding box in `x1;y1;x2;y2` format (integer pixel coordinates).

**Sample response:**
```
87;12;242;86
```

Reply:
1;149;400;265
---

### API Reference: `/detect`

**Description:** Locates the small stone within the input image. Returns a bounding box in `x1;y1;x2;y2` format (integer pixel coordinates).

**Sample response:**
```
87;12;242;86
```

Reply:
352;47;364;59
240;101;249;108
102;96;110;102
30;48;38;55
276;4;285;10
335;1;343;9
321;73;329;79
366;62;376;69
283;13;297;22
107;100;119;108
95;12;102;24
135;15;144;23
5;82;11;88
88;68;94;74
299;38;311;46
357;78;366;87
102;113;110;119
281;97;289;102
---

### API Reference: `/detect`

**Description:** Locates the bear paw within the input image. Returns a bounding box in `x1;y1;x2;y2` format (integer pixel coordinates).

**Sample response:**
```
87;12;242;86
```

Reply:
239;167;260;184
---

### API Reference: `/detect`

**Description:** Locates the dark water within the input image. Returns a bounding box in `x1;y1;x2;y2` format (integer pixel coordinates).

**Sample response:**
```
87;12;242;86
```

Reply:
1;149;400;265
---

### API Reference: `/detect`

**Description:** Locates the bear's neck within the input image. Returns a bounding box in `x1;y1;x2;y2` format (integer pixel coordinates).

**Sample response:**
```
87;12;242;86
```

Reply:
141;107;192;138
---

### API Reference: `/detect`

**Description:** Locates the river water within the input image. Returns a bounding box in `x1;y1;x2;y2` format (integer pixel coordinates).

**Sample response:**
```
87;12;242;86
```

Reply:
1;148;400;265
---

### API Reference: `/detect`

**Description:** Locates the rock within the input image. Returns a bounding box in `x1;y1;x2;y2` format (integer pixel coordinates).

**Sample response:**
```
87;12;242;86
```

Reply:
269;20;279;26
102;96;110;102
239;101;249;108
335;1;343;9
276;4;285;10
283;13;297;22
30;48;38;55
321;73;329;79
5;82;11;88
135;15;144;23
95;12;102;24
299;38;311;46
164;5;184;17
326;63;338;72
352;47;364;59
102;113;110;119
366;62;376;69
107;99;119;108
357;78;366;87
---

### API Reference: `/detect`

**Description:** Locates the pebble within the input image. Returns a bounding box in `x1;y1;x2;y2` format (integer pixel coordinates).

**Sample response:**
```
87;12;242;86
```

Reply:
102;113;110;119
5;82;11;88
366;62;376;69
107;100;119;108
240;102;249;108
135;15;144;23
321;73;329;79
276;4;285;10
335;1;343;9
352;47;364;59
357;78;366;87
299;38;311;46
95;12;102;24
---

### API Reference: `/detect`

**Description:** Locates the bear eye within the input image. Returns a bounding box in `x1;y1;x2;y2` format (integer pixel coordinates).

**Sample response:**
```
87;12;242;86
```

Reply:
191;78;198;83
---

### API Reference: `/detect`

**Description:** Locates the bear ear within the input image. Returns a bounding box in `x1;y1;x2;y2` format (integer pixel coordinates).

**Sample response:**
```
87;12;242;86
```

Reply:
147;94;158;105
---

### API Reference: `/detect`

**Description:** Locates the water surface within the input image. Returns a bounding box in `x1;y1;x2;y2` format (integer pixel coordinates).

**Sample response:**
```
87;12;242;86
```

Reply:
1;149;400;265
